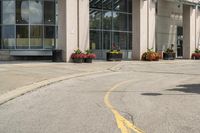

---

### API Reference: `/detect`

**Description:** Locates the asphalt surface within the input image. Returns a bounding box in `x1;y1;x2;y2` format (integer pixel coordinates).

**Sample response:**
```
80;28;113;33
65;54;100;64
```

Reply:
0;60;200;133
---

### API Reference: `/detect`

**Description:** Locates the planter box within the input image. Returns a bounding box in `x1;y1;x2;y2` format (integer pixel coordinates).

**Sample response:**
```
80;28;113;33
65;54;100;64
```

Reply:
84;58;93;63
72;58;83;63
192;53;200;60
163;52;176;60
106;52;122;61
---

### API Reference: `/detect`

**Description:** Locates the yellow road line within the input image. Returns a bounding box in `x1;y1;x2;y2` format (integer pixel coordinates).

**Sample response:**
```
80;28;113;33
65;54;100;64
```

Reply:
104;80;144;133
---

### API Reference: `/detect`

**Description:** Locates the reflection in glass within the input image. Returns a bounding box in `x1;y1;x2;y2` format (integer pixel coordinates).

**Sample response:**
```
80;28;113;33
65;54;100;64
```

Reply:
44;26;55;49
30;1;43;24
103;31;110;49
16;26;29;49
3;1;15;24
113;32;127;50
113;0;127;12
30;26;43;49
16;0;29;24
2;26;15;49
102;0;112;10
113;12;127;31
44;1;55;24
89;0;102;9
90;30;102;50
102;11;112;30
90;9;102;29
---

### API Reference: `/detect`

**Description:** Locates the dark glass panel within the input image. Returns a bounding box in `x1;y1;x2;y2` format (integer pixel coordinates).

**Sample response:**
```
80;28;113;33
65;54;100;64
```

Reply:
102;0;112;10
113;0;127;12
102;11;112;30
44;1;55;24
16;0;29;24
103;31;110;49
128;33;132;50
90;30;102;50
44;26;55;49
0;2;1;24
113;12;127;31
30;26;43;49
127;0;132;13
89;0;102;9
2;26;15;49
128;14;132;31
16;25;29;49
90;9;102;29
113;32;127;50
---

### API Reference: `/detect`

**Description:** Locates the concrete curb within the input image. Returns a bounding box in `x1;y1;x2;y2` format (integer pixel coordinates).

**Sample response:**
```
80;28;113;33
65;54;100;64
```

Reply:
0;70;111;106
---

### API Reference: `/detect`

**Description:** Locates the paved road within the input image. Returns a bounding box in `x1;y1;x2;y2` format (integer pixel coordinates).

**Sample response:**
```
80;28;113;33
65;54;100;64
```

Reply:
0;60;200;133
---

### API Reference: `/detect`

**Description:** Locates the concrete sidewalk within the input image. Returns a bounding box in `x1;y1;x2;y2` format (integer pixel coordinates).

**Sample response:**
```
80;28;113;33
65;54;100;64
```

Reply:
0;61;119;96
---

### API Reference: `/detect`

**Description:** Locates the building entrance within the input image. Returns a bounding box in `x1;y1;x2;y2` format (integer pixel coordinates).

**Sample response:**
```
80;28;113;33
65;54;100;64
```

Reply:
177;26;183;57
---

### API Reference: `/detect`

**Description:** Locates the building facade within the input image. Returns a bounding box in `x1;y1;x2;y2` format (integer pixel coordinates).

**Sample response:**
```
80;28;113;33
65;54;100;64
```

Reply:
0;0;200;61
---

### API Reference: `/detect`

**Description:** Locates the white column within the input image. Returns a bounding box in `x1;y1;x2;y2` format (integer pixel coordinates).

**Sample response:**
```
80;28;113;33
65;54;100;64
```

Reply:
132;0;156;60
58;0;78;62
183;5;196;59
196;7;200;49
78;0;90;51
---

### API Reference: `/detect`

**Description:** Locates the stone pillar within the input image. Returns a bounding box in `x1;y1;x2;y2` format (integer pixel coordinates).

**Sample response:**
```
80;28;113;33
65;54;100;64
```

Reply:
132;0;156;60
78;0;90;51
183;5;196;59
58;0;78;62
196;7;200;49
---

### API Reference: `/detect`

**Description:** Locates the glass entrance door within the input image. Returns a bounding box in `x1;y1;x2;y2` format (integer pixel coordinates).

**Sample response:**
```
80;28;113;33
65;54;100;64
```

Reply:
177;26;183;57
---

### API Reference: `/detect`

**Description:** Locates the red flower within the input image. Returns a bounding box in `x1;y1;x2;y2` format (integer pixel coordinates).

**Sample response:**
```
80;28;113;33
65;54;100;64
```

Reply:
85;54;96;59
71;53;86;59
192;53;200;59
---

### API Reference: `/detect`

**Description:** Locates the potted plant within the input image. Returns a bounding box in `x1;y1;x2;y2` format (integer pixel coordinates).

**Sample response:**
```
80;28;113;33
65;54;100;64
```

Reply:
163;44;176;60
71;49;86;63
84;49;96;63
142;48;160;61
191;48;200;60
106;50;123;61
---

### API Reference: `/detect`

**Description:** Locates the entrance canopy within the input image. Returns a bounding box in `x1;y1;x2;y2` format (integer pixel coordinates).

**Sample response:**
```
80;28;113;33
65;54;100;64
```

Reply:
176;0;200;5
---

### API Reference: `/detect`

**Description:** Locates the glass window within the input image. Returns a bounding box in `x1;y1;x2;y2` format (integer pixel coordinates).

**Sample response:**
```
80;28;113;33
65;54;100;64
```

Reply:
44;26;55;49
2;1;15;24
90;9;102;30
30;26;43;49
44;1;55;24
16;25;29;49
113;12;128;31
2;26;15;49
0;2;2;24
16;0;29;24
102;11;112;30
113;32;127;50
30;0;43;24
89;0;132;53
103;31;111;49
90;30;102;50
